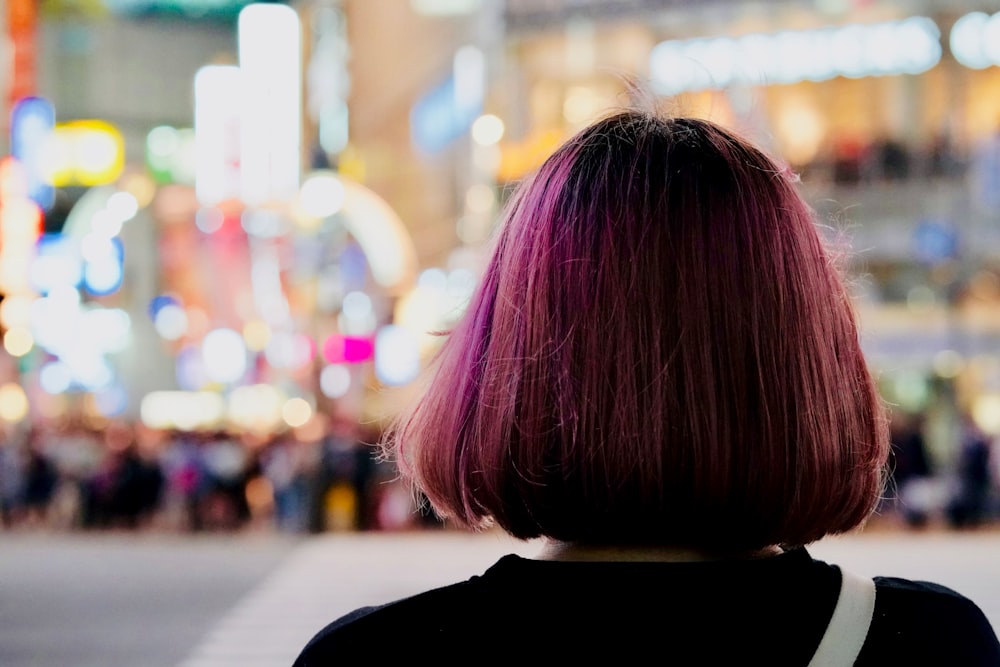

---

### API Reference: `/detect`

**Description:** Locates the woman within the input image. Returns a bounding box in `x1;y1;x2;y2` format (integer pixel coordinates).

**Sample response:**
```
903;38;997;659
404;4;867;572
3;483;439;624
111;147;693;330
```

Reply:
294;111;1000;665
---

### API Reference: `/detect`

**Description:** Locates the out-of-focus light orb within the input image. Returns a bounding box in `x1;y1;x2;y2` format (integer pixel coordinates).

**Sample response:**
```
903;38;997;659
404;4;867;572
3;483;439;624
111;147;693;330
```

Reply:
323;334;375;364
0;383;29;422
242;319;272;351
120;171;156;208
106;191;139;223
241;209;288;238
148;294;179;320
341;291;372;321
83;259;123;296
147;126;180;159
39;361;73;394
94;384;128;417
471;114;505;146
3;327;34;357
78;131;120;174
265;331;315;369
299;172;345;218
375;325;421;386
465;184;495;213
319;364;351;398
932;349;965;378
195;207;225;234
154;304;189;340
951;12;991;69
202;328;247;384
973;394;1000;435
0;295;35;329
80;233;116;263
281;397;313;428
418;267;447;292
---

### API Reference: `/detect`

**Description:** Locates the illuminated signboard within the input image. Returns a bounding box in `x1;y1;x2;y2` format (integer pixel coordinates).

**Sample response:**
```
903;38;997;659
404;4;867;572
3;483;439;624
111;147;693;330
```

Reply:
650;17;942;95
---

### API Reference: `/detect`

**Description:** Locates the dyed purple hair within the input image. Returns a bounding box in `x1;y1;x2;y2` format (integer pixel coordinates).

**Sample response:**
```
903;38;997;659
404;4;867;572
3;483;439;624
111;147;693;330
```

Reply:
387;111;889;550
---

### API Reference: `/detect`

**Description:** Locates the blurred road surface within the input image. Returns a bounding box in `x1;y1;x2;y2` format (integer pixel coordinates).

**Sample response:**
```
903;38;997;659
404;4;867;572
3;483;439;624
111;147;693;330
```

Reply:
2;529;999;667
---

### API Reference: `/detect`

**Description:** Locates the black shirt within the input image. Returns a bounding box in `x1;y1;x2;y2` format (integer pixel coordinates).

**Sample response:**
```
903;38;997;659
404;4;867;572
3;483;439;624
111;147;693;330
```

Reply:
293;547;1000;665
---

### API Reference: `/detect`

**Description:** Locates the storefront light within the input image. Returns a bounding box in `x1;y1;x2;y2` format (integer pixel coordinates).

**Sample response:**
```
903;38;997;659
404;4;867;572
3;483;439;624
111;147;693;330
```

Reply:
3;327;34;357
0;384;29;423
951;11;1000;69
650;17;941;95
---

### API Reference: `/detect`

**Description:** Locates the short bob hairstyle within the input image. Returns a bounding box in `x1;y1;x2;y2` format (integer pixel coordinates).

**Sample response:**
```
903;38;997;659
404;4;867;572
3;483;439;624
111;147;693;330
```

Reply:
388;110;889;551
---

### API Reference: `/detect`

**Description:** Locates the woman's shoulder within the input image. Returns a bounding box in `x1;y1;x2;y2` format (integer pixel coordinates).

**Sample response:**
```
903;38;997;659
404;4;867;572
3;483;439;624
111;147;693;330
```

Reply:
859;575;1000;665
291;577;485;665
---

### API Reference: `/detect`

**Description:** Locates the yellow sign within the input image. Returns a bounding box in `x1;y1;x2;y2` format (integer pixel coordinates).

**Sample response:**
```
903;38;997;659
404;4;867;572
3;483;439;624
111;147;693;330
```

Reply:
48;120;125;187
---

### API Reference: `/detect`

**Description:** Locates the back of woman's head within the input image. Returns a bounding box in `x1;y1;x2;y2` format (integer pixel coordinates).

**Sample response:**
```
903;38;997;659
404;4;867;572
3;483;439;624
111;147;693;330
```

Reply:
388;110;889;551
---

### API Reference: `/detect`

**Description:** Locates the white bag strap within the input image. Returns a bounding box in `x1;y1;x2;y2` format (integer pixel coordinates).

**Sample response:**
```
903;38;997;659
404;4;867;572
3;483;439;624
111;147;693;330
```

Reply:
806;567;876;667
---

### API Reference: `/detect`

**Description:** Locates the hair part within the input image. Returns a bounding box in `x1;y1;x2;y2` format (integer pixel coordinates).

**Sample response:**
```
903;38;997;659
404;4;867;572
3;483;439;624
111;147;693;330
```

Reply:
385;110;889;551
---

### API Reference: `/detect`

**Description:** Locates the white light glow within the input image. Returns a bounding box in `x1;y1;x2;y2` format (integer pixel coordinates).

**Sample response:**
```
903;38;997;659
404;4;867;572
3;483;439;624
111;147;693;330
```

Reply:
106;191;139;223
337;179;418;292
90;209;123;238
651;17;941;94
202;328;248;384
264;331;313;370
471;114;505;146
239;4;302;205
320;364;351;398
83;259;123;296
341;291;372;320
39;361;73;394
81;308;131;353
195;65;243;206
281;397;313;428
228;383;283;433
453;45;484;112
141;390;226;430
3;327;34;357
375;325;421;386
154;304;189;340
411;0;480;15
30;243;82;295
195;207;225;234
951;11;1000;69
299;172;346;218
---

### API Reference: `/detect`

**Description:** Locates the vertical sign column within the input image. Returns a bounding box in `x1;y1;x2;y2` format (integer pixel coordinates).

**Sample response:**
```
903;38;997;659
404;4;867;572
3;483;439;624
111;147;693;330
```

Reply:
3;0;37;143
238;4;303;207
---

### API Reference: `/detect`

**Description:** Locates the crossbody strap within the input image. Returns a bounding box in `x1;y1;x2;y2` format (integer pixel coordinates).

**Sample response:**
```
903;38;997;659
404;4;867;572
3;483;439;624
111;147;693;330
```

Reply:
806;567;877;667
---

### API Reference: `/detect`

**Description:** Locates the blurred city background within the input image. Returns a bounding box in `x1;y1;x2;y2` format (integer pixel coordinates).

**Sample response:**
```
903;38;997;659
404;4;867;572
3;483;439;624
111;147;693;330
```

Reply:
2;0;1000;535
2;0;1000;538
4;0;1000;663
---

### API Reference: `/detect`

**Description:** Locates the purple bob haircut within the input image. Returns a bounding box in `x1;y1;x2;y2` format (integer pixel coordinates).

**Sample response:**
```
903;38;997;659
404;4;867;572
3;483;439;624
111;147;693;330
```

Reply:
387;110;890;551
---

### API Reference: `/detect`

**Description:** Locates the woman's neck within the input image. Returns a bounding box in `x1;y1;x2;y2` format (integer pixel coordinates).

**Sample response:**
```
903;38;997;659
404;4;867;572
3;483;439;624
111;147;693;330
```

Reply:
539;541;784;563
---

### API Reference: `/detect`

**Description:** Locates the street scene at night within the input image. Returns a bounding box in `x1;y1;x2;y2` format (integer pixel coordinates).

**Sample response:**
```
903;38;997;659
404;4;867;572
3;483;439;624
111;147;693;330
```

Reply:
5;0;1000;665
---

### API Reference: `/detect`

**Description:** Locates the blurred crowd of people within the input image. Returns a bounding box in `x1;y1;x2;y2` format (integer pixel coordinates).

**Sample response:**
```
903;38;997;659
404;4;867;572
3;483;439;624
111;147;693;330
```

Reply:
881;410;1000;531
0;415;441;535
3;407;997;536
